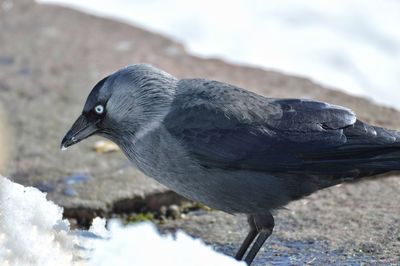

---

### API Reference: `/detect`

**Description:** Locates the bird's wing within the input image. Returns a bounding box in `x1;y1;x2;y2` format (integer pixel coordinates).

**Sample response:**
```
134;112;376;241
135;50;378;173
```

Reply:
164;79;400;179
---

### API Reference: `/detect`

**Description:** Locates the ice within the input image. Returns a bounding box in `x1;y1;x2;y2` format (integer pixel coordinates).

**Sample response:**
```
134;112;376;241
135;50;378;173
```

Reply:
0;176;244;266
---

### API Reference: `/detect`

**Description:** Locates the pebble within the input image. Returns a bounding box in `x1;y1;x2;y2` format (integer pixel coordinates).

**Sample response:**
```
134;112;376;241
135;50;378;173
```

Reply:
93;140;120;153
167;204;181;219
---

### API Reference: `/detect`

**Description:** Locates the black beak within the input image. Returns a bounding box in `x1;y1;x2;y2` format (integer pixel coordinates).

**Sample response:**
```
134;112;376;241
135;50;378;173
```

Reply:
61;114;98;150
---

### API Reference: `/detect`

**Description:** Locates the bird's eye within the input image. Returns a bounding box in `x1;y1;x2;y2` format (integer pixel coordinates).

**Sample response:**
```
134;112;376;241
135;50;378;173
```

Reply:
94;105;104;114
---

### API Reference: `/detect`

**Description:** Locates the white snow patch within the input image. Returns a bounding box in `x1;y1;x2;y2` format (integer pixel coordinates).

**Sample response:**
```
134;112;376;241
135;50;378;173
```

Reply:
0;176;244;266
88;220;244;266
0;177;75;266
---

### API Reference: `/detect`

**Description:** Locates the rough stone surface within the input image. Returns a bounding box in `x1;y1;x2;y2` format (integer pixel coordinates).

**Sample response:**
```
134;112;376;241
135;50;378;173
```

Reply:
162;176;400;264
0;1;399;264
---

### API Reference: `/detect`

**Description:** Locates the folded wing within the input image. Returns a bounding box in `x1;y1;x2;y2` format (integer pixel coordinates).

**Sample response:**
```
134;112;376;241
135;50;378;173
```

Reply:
165;79;400;183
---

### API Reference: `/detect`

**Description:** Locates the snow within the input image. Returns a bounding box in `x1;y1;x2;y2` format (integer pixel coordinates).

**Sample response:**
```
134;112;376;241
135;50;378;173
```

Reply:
88;220;244;266
36;0;400;110
0;177;75;266
0;176;244;266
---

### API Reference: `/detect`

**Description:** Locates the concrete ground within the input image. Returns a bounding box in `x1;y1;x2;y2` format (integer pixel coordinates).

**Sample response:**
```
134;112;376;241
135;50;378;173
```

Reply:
0;1;399;265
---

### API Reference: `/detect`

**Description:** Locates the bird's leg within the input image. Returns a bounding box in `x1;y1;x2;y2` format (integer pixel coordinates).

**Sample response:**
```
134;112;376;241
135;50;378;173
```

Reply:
235;215;258;260
244;213;275;265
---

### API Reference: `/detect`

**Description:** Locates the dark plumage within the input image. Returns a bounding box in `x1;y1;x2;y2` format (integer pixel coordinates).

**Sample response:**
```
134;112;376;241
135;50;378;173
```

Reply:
61;64;400;265
168;79;400;186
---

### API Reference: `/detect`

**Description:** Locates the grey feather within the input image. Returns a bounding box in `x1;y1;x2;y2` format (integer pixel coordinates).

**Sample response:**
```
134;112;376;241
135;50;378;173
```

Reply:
65;64;400;213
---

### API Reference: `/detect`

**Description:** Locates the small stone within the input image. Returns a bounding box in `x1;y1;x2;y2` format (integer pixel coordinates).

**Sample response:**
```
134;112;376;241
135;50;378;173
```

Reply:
167;204;181;219
68;218;78;229
359;242;379;253
93;140;120;153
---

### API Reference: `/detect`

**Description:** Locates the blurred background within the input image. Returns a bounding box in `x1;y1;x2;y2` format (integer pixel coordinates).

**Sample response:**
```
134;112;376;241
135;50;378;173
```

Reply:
39;0;400;109
0;0;399;264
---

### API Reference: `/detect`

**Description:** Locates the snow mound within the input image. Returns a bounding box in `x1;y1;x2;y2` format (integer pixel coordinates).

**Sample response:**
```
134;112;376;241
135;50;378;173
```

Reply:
0;176;244;266
88;219;244;266
0;176;75;266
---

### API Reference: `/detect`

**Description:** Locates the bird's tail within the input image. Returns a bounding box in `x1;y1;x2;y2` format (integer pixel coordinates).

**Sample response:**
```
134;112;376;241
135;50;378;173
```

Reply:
310;123;400;188
349;129;400;180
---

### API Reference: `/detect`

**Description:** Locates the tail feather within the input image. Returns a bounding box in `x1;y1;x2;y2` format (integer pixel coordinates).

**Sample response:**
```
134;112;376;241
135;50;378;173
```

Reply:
300;120;400;187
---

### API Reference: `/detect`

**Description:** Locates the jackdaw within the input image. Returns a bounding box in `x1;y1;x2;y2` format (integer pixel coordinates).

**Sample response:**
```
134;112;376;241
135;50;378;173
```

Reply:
61;64;400;265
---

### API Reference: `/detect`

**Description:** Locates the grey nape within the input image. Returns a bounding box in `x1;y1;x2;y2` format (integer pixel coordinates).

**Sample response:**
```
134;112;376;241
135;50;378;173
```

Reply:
61;64;400;265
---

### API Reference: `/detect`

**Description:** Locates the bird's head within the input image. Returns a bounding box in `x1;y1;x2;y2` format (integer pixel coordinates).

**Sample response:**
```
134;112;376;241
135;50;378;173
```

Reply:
61;64;177;150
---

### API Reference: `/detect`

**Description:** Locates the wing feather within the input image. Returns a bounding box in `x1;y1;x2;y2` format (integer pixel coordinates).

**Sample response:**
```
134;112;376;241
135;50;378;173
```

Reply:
164;79;400;178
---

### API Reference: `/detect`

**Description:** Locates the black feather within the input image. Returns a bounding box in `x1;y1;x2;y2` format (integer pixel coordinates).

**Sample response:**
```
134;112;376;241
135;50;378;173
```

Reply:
165;79;400;186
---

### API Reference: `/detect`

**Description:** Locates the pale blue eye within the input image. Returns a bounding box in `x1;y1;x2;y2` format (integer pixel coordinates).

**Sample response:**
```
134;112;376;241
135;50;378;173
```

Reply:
94;105;104;114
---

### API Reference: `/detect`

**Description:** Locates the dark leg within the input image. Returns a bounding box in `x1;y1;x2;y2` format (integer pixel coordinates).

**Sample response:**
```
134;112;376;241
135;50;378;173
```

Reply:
241;213;275;265
244;231;271;265
235;215;257;260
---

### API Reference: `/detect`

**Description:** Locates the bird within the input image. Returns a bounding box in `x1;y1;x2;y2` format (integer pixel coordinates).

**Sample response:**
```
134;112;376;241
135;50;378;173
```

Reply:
61;64;400;265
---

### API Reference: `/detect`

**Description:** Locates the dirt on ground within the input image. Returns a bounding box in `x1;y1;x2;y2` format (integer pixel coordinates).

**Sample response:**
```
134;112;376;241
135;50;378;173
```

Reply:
0;0;399;265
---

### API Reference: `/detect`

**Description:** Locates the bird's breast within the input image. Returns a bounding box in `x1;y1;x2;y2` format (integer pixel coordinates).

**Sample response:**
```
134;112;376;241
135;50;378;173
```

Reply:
123;126;295;214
